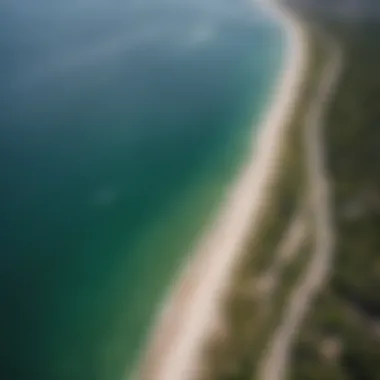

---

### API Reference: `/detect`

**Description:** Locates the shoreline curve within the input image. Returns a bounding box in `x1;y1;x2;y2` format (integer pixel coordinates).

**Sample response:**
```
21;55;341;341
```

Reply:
133;1;309;379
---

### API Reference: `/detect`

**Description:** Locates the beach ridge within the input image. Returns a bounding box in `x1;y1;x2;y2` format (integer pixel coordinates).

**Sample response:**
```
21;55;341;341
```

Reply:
134;1;309;379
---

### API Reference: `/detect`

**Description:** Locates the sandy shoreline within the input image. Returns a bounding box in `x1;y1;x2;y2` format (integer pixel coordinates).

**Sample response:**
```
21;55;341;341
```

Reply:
134;2;309;379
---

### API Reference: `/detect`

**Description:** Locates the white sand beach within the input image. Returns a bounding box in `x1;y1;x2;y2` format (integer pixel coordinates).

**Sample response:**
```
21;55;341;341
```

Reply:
135;1;309;379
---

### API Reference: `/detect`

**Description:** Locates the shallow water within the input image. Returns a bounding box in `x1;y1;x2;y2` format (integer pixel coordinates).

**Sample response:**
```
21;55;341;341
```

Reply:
0;1;285;379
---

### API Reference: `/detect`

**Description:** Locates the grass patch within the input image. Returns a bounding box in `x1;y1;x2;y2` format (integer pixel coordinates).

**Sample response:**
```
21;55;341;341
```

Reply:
195;26;330;380
288;18;380;380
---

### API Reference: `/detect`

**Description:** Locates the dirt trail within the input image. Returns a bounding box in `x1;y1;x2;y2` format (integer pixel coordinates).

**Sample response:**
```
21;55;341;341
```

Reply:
258;34;343;380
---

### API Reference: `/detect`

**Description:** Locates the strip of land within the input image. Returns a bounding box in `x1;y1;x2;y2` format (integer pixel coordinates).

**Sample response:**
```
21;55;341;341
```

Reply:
258;31;343;380
134;2;309;379
287;19;380;380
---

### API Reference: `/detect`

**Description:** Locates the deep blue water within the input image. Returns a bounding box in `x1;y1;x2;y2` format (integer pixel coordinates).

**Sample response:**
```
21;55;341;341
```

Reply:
0;1;285;379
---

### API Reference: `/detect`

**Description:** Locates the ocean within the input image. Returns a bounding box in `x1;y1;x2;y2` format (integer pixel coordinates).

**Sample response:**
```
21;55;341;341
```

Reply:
0;0;285;379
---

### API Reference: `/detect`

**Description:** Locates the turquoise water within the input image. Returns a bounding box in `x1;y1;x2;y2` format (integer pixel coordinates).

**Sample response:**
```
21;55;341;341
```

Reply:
0;1;285;379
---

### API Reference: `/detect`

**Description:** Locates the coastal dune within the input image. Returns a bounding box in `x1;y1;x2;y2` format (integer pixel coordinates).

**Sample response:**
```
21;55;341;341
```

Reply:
135;1;309;379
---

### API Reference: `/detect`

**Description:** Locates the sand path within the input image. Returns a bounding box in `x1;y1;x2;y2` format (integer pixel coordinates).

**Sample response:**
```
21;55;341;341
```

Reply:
258;32;343;380
135;2;309;379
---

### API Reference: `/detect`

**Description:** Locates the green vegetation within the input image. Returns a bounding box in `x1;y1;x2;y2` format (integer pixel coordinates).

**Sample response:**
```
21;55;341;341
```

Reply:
288;20;380;380
195;28;329;380
195;9;380;380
